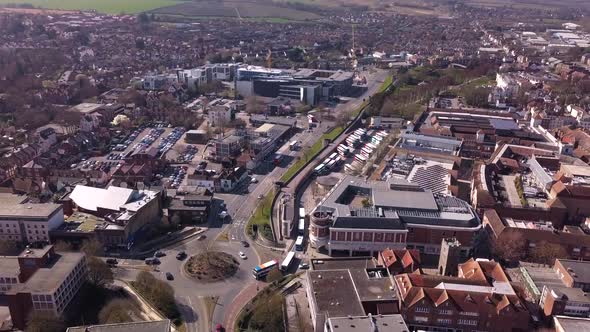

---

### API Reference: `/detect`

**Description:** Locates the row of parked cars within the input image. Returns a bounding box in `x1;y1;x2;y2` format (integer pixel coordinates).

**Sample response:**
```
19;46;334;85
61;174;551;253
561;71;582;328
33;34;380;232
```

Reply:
168;166;187;189
178;145;198;163
157;127;185;157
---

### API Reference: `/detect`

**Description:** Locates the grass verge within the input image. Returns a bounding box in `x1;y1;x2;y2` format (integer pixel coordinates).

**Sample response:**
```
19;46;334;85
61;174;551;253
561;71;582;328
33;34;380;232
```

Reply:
246;191;275;240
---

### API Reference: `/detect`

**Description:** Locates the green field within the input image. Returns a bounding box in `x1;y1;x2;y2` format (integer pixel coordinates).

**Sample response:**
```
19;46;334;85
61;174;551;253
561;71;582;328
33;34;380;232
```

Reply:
0;0;180;14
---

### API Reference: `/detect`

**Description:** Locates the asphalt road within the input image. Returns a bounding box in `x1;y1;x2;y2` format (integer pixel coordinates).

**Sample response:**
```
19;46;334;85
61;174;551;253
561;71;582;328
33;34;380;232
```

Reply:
112;68;390;332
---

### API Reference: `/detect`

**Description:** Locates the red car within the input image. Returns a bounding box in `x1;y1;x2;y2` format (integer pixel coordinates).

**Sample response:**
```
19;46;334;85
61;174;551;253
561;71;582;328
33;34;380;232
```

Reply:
215;324;225;332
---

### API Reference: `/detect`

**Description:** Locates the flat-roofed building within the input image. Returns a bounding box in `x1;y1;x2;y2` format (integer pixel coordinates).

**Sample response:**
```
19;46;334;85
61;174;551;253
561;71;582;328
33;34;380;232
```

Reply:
306;257;399;331
310;176;480;256
554;315;590;332
325;314;408;332
5;245;87;330
0;193;64;243
67;319;171;332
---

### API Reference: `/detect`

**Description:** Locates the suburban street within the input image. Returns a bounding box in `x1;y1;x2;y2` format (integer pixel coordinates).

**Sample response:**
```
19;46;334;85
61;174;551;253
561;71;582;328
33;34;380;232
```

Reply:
113;68;390;332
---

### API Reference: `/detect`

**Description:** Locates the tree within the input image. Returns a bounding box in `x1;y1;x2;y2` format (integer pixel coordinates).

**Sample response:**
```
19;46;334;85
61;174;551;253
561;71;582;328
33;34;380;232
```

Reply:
133;272;179;319
361;198;371;207
245;96;265;114
99;299;135;324
492;231;526;263
25;312;65;332
81;238;104;257
266;268;283;283
528;241;568;265
87;256;114;287
463;86;490;107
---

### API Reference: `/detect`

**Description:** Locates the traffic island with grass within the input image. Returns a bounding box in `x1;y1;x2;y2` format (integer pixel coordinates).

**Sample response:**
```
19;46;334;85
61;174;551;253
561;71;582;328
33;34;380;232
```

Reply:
184;251;239;282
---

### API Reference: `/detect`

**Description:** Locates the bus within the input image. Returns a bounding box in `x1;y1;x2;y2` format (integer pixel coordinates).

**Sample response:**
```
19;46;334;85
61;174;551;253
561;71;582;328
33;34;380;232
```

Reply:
337;145;348;156
289;141;299;151
280;252;296;272
295;236;304;251
299;207;306;220
313;163;325;174
253;259;278;280
328;152;338;160
298;218;305;235
326;159;337;170
355;154;367;163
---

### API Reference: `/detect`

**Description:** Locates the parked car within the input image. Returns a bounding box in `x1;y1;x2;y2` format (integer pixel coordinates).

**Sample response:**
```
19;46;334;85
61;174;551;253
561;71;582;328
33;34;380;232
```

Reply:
176;251;187;260
299;263;310;270
166;272;174;280
154;251;166;257
145;257;160;265
106;258;118;265
239;252;247;259
241;241;250;248
197;235;207;240
215;324;225;332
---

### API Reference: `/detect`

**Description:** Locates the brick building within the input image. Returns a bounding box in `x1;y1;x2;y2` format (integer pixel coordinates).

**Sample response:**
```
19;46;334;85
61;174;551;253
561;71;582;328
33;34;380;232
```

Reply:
394;258;530;332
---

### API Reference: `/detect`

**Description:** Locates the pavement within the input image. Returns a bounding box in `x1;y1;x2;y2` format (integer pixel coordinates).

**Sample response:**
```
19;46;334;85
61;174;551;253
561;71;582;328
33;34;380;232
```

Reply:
111;69;391;332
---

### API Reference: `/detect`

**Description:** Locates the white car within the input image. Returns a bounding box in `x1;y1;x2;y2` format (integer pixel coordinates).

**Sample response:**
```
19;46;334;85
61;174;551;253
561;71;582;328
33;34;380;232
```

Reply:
250;177;258;184
239;252;247;259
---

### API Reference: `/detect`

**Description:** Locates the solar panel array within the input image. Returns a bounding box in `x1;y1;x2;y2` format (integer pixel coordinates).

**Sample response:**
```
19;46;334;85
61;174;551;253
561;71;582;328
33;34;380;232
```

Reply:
409;164;448;194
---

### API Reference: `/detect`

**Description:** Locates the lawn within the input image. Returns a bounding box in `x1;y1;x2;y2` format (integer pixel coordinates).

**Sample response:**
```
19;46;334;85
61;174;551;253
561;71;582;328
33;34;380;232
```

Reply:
0;0;180;14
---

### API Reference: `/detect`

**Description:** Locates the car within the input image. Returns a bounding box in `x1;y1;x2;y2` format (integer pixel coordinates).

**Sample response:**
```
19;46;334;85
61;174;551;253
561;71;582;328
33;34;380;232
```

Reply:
239;252;247;259
241;241;250;247
154;251;166;257
257;194;263;200
299;263;310;270
106;258;118;265
176;251;187;260
216;324;225;332
250;177;258;184
197;235;207;240
145;257;160;265
166;272;174;280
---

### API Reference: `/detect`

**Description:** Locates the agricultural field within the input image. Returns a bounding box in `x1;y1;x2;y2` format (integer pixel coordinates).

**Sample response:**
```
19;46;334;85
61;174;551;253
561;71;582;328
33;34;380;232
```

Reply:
151;0;322;21
0;0;181;14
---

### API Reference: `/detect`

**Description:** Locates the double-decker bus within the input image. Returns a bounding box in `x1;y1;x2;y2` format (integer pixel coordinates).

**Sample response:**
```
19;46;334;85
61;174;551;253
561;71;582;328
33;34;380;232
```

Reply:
280;251;296;272
299;207;306;219
295;236;304;251
252;260;278;280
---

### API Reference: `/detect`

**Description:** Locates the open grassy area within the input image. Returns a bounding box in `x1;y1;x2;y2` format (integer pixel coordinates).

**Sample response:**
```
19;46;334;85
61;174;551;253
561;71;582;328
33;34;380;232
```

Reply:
246;191;275;240
0;0;179;13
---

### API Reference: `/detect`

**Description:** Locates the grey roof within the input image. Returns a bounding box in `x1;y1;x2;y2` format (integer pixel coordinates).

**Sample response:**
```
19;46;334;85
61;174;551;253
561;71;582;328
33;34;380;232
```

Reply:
66;320;171;332
372;190;438;211
0;201;62;220
308;270;366;317
554;316;590;332
9;252;85;294
558;259;590;285
327;315;409;332
551;286;590;303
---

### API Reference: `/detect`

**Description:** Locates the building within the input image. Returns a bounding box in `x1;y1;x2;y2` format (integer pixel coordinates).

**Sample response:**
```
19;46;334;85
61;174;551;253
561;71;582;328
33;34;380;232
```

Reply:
325;314;409;332
209;135;244;162
207;99;236;127
554;259;590;292
5;245;87;330
483;209;590;261
554;316;590;332
305;258;399;332
186;167;248;193
399;132;463;156
310;176;480;256
0;193;64;243
540;285;590;318
438;238;462;276
61;185;161;247
167;189;213;224
185;129;208;144
67;320;172;332
369;116;404;129
394;258;530;332
377;248;421;275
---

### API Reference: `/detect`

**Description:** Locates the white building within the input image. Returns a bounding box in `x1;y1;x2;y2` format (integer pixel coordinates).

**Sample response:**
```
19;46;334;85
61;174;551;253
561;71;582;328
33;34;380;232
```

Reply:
0;194;64;243
208;105;232;127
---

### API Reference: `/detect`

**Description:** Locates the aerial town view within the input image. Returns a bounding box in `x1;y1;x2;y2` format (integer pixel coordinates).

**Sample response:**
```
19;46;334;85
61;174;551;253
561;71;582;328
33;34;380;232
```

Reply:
3;0;590;331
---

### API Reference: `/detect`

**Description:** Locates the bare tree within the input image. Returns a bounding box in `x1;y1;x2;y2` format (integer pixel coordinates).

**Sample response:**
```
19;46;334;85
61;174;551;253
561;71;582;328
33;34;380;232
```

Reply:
246;96;265;114
81;238;104;257
528;241;568;265
492;231;526;263
87;256;114;287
